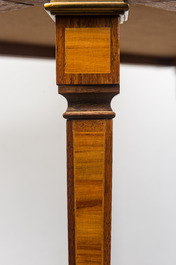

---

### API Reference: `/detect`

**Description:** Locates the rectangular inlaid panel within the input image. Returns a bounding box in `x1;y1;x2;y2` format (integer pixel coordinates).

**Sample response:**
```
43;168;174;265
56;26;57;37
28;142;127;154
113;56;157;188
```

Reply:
74;121;105;265
67;120;113;265
56;16;120;85
65;28;111;74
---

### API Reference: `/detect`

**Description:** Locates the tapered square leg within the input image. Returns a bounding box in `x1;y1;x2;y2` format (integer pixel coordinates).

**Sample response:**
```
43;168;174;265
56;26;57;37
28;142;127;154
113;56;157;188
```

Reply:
44;2;129;265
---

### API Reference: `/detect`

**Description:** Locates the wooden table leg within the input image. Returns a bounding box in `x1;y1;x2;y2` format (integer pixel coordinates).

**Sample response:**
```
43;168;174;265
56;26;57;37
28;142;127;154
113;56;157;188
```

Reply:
44;3;129;265
60;84;119;265
66;119;113;265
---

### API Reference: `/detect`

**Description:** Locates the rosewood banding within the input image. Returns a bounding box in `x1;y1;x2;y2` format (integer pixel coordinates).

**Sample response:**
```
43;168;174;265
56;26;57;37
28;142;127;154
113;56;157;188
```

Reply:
55;13;121;265
59;85;119;119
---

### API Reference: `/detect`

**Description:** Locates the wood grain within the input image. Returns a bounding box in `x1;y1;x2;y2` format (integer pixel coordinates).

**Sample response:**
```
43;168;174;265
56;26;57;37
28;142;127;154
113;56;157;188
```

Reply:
59;85;119;119
1;0;176;13
65;28;111;74
67;119;113;265
57;11;117;265
0;0;28;13
74;120;105;265
67;120;76;265
1;42;176;66
56;16;119;85
126;0;176;12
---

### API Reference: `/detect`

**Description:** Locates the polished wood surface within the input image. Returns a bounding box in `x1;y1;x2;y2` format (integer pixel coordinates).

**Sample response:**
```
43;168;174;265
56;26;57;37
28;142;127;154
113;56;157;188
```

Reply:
56;13;120;264
1;1;176;265
67;119;112;265
46;1;128;263
1;6;176;61
65;28;111;74
56;16;119;85
1;41;176;66
59;85;119;119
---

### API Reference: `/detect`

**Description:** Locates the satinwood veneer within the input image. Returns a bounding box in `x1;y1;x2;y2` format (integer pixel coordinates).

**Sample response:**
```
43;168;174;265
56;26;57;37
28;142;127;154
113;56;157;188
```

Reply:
45;2;129;265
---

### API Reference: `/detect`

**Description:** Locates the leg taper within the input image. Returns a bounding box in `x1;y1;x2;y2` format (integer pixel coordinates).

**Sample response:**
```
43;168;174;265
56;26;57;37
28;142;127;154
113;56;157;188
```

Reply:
67;120;112;265
44;3;129;264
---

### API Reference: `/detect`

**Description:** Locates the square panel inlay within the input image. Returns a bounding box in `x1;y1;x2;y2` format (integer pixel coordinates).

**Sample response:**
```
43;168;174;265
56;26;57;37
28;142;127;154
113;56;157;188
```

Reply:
65;28;111;74
56;16;120;85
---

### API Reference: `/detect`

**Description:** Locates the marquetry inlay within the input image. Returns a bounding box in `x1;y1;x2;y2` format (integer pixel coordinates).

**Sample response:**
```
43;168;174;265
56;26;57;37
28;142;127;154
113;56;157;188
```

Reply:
44;3;129;265
65;120;112;265
73;120;105;265
65;28;111;74
56;16;120;85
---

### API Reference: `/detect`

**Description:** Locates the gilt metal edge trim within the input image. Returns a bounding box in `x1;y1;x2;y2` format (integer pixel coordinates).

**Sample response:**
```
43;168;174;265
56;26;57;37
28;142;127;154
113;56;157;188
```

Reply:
44;1;129;20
